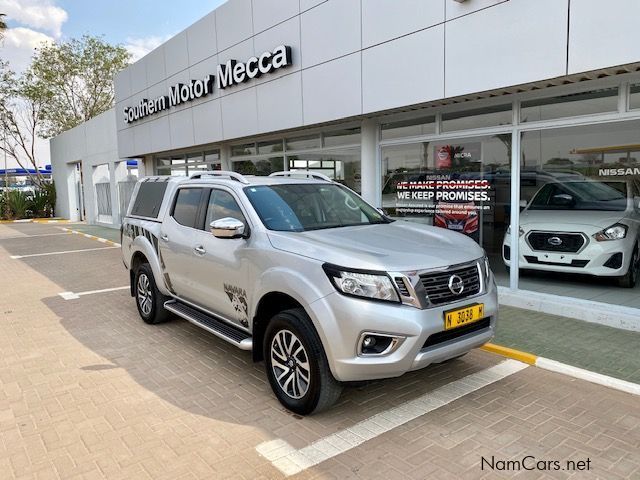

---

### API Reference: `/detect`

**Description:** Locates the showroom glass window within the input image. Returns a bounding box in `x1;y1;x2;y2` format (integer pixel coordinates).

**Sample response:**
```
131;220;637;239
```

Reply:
441;104;512;132
381;135;511;286
380;115;436;140
156;149;221;175
287;150;361;193
286;128;361;192
520;87;618;122
629;83;640;110
516;120;640;307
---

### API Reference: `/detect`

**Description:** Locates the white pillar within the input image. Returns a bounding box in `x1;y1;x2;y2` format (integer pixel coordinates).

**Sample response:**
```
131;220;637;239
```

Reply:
110;161;122;226
360;118;379;206
220;145;232;171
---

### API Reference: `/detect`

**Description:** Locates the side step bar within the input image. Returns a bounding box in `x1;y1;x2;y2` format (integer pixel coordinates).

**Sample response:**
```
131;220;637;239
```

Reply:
164;300;253;351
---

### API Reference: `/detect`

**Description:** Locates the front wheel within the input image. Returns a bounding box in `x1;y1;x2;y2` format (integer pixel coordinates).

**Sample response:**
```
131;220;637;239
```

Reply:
617;250;638;288
134;263;169;324
264;308;342;415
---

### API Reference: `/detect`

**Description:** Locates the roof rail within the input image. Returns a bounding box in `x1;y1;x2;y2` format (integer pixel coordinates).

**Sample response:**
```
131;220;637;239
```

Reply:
189;170;250;184
269;170;332;182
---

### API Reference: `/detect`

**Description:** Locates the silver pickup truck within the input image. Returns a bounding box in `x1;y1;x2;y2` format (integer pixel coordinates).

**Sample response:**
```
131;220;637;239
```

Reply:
121;171;497;414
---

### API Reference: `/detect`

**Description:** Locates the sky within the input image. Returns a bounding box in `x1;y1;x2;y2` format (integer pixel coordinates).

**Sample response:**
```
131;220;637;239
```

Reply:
0;0;226;168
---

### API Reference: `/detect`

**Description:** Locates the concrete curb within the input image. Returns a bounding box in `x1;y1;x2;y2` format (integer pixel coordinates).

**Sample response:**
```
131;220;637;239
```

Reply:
59;227;121;247
481;343;640;397
498;286;640;332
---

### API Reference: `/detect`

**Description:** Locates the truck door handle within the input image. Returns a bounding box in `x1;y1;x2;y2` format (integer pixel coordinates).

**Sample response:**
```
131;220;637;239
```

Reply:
194;245;206;255
160;234;169;242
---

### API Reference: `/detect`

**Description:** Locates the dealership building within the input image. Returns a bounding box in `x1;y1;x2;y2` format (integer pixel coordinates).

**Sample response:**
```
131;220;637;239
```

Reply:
50;0;640;329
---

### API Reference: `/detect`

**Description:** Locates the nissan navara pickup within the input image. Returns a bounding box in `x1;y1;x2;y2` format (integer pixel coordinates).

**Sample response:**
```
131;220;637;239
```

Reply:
121;171;498;414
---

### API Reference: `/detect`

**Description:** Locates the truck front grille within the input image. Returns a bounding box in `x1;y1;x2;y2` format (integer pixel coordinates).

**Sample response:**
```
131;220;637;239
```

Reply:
419;264;481;306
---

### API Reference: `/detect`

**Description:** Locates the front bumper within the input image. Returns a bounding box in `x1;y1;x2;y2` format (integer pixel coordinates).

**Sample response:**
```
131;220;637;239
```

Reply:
503;233;635;277
307;277;498;382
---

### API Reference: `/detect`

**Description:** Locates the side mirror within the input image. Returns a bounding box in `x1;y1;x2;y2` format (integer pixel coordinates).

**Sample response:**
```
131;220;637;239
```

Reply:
377;207;388;216
519;200;527;208
552;193;574;207
210;217;245;239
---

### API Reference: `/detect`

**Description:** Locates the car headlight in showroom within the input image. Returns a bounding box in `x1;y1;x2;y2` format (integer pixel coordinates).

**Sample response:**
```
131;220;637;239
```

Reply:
323;264;400;302
594;223;628;241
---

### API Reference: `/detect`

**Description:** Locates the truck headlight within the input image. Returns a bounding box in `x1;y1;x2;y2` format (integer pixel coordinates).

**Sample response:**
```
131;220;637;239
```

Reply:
323;264;400;303
594;223;627;241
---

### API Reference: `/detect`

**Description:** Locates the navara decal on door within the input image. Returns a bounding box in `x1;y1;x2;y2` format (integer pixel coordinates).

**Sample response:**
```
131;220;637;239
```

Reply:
224;283;249;327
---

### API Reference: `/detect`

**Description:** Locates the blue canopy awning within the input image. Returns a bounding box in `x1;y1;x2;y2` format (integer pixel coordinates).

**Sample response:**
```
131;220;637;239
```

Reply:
0;168;52;175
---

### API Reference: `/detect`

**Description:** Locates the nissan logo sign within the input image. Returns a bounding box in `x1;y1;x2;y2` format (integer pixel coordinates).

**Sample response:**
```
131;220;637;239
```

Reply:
547;236;563;246
448;275;465;295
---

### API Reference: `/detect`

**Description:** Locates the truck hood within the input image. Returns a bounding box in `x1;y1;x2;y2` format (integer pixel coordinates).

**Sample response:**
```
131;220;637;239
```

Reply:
267;221;484;272
521;209;625;230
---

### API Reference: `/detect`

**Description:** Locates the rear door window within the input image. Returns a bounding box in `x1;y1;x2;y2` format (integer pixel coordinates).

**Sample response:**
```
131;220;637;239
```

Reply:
172;188;204;228
130;181;168;218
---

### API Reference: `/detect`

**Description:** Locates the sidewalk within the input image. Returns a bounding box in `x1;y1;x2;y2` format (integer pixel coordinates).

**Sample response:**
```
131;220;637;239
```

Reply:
65;222;121;243
495;305;640;384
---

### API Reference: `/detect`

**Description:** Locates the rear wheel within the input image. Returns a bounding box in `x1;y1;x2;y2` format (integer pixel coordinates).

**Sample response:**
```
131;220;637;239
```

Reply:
264;308;342;415
134;263;169;324
617;249;638;288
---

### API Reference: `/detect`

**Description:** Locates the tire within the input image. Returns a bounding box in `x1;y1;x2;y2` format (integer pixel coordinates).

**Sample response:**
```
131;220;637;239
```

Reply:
617;249;638;288
264;308;342;415
134;263;170;324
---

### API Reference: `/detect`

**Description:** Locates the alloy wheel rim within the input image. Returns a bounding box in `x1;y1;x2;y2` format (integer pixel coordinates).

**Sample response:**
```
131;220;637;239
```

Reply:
137;273;153;316
270;329;310;399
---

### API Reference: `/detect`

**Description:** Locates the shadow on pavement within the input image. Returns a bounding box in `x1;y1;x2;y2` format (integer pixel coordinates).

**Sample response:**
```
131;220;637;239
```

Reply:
44;290;501;445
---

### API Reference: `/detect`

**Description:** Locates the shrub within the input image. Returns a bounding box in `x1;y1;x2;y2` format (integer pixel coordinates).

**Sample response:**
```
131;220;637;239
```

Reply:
0;193;7;219
6;190;30;219
42;183;56;216
29;189;49;217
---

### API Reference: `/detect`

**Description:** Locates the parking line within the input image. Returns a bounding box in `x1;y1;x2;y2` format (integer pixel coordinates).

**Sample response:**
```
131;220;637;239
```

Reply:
10;246;119;259
0;232;72;241
256;359;528;476
59;286;129;300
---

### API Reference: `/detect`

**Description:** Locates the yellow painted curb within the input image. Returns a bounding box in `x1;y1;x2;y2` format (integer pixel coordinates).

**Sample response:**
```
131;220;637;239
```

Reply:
33;219;70;224
60;227;121;247
481;343;538;365
0;218;70;224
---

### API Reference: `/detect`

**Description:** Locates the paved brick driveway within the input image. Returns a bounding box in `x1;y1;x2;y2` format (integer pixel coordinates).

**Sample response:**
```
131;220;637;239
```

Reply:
0;223;639;479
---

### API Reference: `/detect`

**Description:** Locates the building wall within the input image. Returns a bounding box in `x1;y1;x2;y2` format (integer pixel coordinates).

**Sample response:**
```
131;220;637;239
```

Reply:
50;109;123;226
114;0;640;160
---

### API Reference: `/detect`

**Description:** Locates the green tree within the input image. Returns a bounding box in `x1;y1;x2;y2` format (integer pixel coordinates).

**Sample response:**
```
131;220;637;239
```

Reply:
26;34;130;138
0;14;7;39
0;60;47;187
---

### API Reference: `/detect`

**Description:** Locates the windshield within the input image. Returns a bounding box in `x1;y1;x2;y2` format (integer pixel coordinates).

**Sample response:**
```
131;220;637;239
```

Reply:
244;183;390;232
528;181;628;212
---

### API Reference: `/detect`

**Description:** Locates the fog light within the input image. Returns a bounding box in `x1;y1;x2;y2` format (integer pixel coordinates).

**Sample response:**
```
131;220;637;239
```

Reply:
359;333;403;356
603;252;623;269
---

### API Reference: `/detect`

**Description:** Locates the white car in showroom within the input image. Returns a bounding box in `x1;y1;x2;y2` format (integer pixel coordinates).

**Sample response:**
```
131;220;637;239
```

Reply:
503;177;640;287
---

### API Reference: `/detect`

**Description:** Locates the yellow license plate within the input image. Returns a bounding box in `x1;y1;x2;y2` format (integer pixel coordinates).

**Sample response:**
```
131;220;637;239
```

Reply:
444;304;484;330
